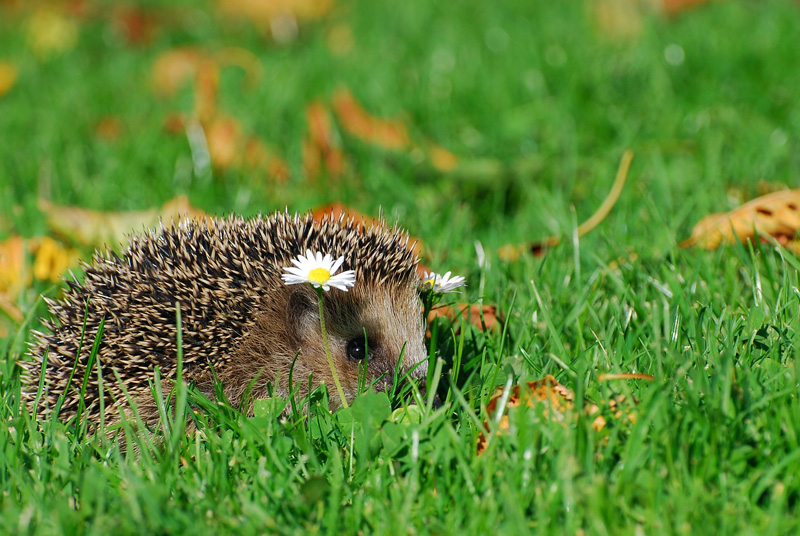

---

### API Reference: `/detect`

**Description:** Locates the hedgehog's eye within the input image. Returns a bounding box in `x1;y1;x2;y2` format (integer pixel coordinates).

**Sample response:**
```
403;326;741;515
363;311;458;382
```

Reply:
346;336;368;361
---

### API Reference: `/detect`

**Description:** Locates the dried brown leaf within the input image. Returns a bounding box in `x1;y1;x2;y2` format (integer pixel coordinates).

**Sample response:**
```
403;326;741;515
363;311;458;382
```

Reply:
477;375;642;455
428;303;499;333
110;4;159;45
681;189;800;250
94;116;124;141
477;375;574;455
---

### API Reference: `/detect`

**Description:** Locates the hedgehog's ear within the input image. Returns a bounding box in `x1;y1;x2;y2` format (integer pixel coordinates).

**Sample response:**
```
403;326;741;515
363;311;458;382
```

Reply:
286;287;317;335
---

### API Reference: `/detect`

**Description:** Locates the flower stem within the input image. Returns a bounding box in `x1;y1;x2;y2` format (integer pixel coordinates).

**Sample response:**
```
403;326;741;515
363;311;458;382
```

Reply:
316;287;348;409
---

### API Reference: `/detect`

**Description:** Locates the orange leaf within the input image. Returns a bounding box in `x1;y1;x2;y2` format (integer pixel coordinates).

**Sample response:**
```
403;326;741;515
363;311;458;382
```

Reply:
585;394;638;432
0;61;18;98
204;115;242;170
151;47;207;97
0;236;28;324
476;375;642;454
110;4;159;46
332;89;410;150
94;116;124;141
428;303;500;333
303;102;346;180
477;375;574;455
681;189;800;250
0;236;28;297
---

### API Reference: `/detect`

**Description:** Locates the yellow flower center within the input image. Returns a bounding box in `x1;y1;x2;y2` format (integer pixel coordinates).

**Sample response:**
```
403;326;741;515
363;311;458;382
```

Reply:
308;267;331;284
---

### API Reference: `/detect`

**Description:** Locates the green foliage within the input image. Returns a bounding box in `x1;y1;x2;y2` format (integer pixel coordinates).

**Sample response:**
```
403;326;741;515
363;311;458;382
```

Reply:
2;0;800;534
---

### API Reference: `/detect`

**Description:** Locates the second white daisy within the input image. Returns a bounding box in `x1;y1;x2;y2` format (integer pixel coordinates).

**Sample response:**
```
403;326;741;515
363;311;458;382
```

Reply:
421;270;466;293
282;250;356;291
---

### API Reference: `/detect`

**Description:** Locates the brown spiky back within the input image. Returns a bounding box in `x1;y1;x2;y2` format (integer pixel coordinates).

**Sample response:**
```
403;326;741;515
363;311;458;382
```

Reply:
23;212;420;420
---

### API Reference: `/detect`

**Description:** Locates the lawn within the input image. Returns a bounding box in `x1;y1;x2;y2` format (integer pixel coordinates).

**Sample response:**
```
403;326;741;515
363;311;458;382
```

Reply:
2;0;800;534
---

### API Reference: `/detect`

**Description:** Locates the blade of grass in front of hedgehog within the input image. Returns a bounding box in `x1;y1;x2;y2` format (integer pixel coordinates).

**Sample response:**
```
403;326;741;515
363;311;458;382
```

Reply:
287;349;302;418
168;301;188;454
113;367;158;456
96;345;105;446
53;299;91;419
33;348;49;418
76;316;105;441
152;366;170;446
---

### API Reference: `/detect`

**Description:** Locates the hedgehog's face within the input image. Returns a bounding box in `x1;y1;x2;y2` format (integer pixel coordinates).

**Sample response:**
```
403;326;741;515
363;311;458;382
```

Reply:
287;279;427;407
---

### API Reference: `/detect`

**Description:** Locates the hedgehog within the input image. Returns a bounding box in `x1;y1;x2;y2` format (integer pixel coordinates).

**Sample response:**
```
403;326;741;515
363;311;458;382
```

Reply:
21;212;428;431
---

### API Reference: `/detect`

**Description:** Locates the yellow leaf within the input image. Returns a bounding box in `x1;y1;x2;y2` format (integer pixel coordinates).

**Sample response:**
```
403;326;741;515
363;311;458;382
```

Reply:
0;61;18;98
681;189;800;250
27;7;79;59
31;236;80;283
39;195;209;248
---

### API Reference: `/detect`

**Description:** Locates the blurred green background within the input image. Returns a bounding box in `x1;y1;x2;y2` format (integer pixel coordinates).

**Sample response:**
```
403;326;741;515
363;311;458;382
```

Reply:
2;0;797;254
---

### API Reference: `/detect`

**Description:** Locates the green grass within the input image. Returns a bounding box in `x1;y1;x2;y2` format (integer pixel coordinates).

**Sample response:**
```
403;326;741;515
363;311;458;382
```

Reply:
2;0;800;533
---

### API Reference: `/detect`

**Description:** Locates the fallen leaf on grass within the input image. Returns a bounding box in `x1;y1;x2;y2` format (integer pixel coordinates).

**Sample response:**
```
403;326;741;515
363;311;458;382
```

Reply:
110;3;159;46
680;189;800;251
27;7;79;59
0;235;80;324
427;144;459;173
592;0;644;41
31;236;80;283
477;374;645;455
0;61;18;98
217;0;334;42
0;236;28;303
152;47;206;97
303;101;346;180
204;115;242;170
94;116;124;141
39;195;208;248
332;89;410;150
477;375;574;455
428;303;500;333
585;394;638;432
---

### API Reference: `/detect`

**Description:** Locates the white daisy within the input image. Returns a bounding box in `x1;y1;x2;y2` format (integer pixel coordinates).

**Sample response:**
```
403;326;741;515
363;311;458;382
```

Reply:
421;270;466;293
282;250;356;291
